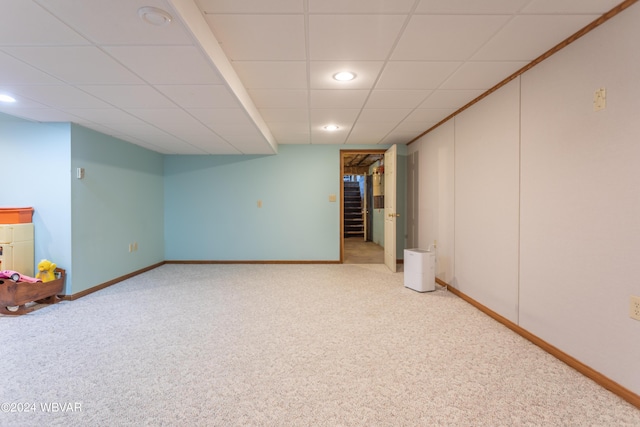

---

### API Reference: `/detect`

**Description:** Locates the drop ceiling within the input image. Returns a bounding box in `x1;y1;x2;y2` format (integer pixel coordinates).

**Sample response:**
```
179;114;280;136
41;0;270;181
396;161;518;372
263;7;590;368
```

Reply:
0;0;624;155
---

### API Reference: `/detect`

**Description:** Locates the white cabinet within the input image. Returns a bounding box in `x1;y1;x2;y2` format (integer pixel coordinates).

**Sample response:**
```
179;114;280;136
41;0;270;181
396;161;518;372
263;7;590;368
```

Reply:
0;223;34;276
404;248;435;292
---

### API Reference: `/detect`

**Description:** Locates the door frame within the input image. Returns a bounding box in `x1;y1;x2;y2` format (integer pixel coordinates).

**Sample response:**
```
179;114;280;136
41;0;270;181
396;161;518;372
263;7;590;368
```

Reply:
340;149;386;263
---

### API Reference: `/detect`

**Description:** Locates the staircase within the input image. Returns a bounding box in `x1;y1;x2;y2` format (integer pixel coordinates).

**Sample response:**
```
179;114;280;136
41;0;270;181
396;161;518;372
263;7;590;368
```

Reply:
344;181;364;238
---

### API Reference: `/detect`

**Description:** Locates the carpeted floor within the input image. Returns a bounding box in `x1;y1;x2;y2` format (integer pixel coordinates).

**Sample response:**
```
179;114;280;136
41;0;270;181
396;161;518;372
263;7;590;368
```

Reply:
1;264;639;426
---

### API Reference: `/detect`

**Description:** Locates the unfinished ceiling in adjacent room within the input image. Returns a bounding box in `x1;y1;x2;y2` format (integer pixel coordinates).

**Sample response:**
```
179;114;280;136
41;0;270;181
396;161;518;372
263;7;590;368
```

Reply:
0;0;625;154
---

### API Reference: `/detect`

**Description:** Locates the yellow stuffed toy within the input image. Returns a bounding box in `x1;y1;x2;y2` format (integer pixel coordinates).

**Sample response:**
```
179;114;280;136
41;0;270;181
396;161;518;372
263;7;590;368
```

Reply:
36;259;57;282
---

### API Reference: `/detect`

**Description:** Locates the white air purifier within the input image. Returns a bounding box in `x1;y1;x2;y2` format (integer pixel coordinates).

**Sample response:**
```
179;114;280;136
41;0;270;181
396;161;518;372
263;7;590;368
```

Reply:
404;248;435;292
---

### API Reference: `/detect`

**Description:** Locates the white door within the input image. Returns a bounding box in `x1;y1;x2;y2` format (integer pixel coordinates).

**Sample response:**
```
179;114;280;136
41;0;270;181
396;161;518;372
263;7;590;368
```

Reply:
384;144;397;272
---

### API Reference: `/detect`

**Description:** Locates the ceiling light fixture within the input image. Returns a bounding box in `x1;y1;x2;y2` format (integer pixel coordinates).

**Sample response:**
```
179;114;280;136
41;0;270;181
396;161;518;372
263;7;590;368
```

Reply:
324;124;339;131
0;94;16;103
138;6;173;26
333;71;356;82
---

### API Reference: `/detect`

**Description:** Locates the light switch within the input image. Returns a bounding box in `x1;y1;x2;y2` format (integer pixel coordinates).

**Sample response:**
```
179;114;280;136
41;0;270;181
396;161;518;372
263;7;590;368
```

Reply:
329;194;337;202
257;200;262;208
76;167;84;179
593;88;606;111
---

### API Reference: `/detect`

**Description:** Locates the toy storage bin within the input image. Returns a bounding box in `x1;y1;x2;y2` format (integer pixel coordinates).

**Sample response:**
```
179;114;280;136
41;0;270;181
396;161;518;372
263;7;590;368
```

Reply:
0;207;34;224
0;268;65;315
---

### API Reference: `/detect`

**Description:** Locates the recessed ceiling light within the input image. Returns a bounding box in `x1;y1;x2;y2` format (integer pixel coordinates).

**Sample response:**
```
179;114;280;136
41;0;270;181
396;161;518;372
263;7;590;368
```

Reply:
324;124;339;131
138;6;173;26
333;71;356;82
0;94;16;103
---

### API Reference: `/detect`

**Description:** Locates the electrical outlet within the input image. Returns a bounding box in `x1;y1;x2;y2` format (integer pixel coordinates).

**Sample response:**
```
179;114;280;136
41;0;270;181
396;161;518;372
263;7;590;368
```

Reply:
128;243;133;253
631;296;640;321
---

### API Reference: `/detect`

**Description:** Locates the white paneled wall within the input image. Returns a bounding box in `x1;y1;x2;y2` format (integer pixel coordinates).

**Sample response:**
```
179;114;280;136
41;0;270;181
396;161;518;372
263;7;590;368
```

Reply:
410;4;640;395
454;79;521;323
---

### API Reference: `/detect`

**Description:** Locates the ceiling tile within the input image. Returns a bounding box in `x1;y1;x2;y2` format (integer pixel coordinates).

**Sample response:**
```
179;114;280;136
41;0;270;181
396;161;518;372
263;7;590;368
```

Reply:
472;15;600;61
392;15;510;60
9;85;111;109
0;108;82;123
310;61;385;89
233;61;307;89
205;15;305;60
259;108;309;124
0;51;63;85
34;0;193;45
309;0;416;13
188;108;253;126
3;46;144;84
309;15;407;60
346;122;398;144
357;109;412;123
310;90;369;109
104;46;223;85
155;85;239;108
0;1;90;46
197;0;303;14
365;89;432;109
62;108;145;124
376;61;461;89
419;89;485;108
311;128;348;145
521;0;621;14
249;90;307;108
269;123;310;144
416;0;530;14
404;108;456;123
440;61;528;90
78;85;176;109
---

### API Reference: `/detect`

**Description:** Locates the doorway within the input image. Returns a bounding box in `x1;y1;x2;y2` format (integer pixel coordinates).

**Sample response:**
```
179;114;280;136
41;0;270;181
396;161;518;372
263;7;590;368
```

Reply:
340;150;386;264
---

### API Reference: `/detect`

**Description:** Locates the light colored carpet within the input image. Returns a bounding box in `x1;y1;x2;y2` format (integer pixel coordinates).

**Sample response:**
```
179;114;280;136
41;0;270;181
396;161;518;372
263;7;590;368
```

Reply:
1;264;639;426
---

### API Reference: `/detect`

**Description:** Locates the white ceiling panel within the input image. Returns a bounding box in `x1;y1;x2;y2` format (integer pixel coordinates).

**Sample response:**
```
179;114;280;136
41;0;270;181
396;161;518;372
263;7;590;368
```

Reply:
441;61;528;90
365;90;432;109
415;0;530;14
376;61;461;89
472;14;600;61
78;85;176;109
260;108;309;124
188;108;254;126
0;1;89;46
357;109;412;123
3;46;144;85
346;122;399;144
522;0;622;14
9;85;111;109
309;15;407;60
233;61;307;89
404;108;457;123
392;15;510;61
205;15;306;61
0;0;624;153
104;46;224;85
35;0;193;45
0;51;63;85
248;90;307;108
309;0;417;14
310;90;369;109
196;0;303;14
419;89;485;109
155;85;238;108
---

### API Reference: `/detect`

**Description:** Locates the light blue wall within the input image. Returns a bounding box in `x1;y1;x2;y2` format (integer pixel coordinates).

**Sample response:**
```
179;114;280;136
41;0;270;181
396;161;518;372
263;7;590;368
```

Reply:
0;113;72;285
164;144;396;261
70;125;164;294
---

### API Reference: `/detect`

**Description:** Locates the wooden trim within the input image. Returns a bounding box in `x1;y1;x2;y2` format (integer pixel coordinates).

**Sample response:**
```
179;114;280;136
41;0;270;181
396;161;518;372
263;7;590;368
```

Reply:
435;278;640;409
59;262;165;301
408;0;639;145
164;260;340;265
